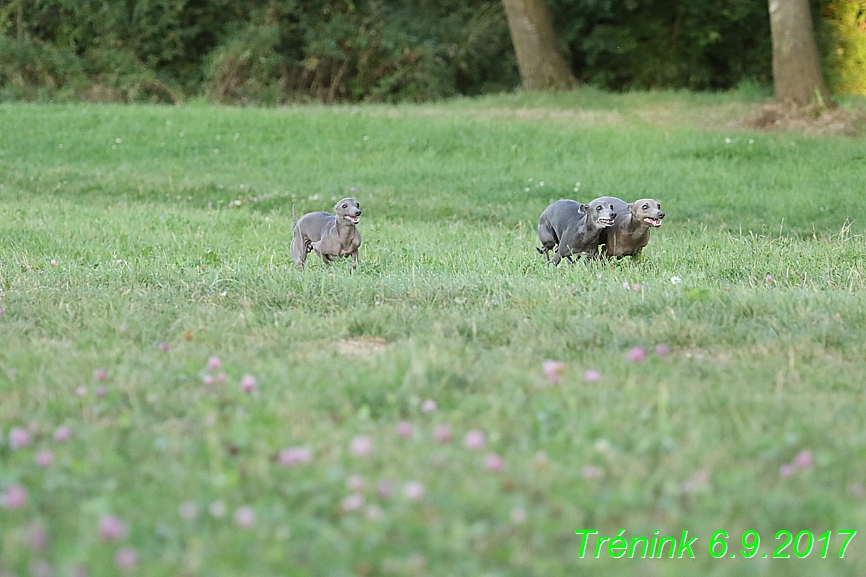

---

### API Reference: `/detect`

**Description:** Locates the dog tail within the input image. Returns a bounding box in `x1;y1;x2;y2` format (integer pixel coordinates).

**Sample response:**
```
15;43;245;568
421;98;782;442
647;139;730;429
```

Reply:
292;205;297;227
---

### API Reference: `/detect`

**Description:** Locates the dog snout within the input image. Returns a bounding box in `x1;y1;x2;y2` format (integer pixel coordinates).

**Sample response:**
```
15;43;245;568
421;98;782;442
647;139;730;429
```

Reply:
658;211;665;219
353;207;362;216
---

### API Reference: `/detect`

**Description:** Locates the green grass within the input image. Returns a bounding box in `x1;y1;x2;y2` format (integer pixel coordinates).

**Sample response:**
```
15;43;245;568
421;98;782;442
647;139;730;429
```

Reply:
2;91;866;576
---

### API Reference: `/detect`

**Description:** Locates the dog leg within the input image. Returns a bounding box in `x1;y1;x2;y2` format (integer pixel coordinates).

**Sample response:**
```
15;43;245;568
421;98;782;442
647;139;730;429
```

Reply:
290;231;306;270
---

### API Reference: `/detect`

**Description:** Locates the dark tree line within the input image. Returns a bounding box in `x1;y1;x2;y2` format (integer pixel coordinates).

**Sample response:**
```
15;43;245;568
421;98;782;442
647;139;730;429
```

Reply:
0;0;862;103
507;0;840;105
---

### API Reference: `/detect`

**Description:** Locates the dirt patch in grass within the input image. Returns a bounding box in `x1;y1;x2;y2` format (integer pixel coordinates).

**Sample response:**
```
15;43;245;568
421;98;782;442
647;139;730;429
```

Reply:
740;103;866;136
334;336;392;356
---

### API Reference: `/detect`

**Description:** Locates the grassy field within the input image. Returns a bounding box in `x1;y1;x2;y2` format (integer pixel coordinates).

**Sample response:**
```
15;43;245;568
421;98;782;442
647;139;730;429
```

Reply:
2;89;866;576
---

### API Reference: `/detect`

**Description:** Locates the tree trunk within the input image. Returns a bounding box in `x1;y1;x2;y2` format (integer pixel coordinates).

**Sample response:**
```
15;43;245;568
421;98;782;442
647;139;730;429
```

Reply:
768;0;833;106
502;0;576;90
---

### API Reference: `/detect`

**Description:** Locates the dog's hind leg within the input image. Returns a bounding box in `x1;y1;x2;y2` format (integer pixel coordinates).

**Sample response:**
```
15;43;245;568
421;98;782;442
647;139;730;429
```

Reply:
290;230;306;270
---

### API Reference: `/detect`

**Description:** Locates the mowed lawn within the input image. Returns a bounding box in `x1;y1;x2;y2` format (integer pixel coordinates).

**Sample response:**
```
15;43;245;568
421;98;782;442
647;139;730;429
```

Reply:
2;91;866;576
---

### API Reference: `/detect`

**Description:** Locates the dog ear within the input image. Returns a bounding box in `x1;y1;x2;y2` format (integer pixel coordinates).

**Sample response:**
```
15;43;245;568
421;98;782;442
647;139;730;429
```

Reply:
579;204;589;213
627;203;637;214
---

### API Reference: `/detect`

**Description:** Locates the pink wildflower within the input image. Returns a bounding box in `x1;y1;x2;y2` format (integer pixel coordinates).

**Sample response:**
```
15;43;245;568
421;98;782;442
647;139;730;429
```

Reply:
8;427;31;449
542;360;566;385
53;426;70;442
396;421;414;438
341;494;365;512
583;369;601;383
2;484;27;509
464;430;486;450
484;453;505;472
114;547;138;570
581;465;604;480
420;399;437;413
377;480;394;498
207;356;222;370
34;450;53;467
234;506;256;529
403;481;425;501
28;522;49;551
98;515;127;541
350;435;373;457
793;450;814;469
278;446;312;467
434;423;452;443
627;347;646;362
240;374;257;393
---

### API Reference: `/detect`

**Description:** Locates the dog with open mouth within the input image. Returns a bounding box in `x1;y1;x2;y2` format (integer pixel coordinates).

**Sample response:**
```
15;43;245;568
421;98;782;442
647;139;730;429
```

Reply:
537;197;617;265
291;197;362;270
595;196;665;258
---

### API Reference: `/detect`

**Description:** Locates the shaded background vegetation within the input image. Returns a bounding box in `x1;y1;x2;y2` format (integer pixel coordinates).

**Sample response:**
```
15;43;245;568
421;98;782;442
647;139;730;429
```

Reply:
0;0;864;104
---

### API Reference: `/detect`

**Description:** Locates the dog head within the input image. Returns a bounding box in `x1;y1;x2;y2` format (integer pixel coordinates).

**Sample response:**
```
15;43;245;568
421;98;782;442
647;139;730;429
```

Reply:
582;198;617;228
628;199;664;227
334;197;362;225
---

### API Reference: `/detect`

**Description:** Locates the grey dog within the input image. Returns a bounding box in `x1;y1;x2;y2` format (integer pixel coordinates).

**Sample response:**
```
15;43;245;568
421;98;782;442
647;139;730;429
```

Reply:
537;198;617;265
290;197;362;270
594;196;665;258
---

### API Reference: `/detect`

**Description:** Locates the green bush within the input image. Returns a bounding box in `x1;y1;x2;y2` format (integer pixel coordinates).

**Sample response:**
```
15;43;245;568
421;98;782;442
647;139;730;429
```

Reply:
205;24;288;105
203;1;516;104
0;36;86;101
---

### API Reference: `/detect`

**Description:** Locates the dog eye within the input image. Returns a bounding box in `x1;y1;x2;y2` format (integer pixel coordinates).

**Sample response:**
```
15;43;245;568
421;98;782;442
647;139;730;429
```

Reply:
596;205;602;211
342;203;348;209
642;204;649;209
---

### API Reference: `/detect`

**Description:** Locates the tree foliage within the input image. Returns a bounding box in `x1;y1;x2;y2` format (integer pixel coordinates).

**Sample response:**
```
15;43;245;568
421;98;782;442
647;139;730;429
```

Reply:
549;0;775;90
0;0;863;103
